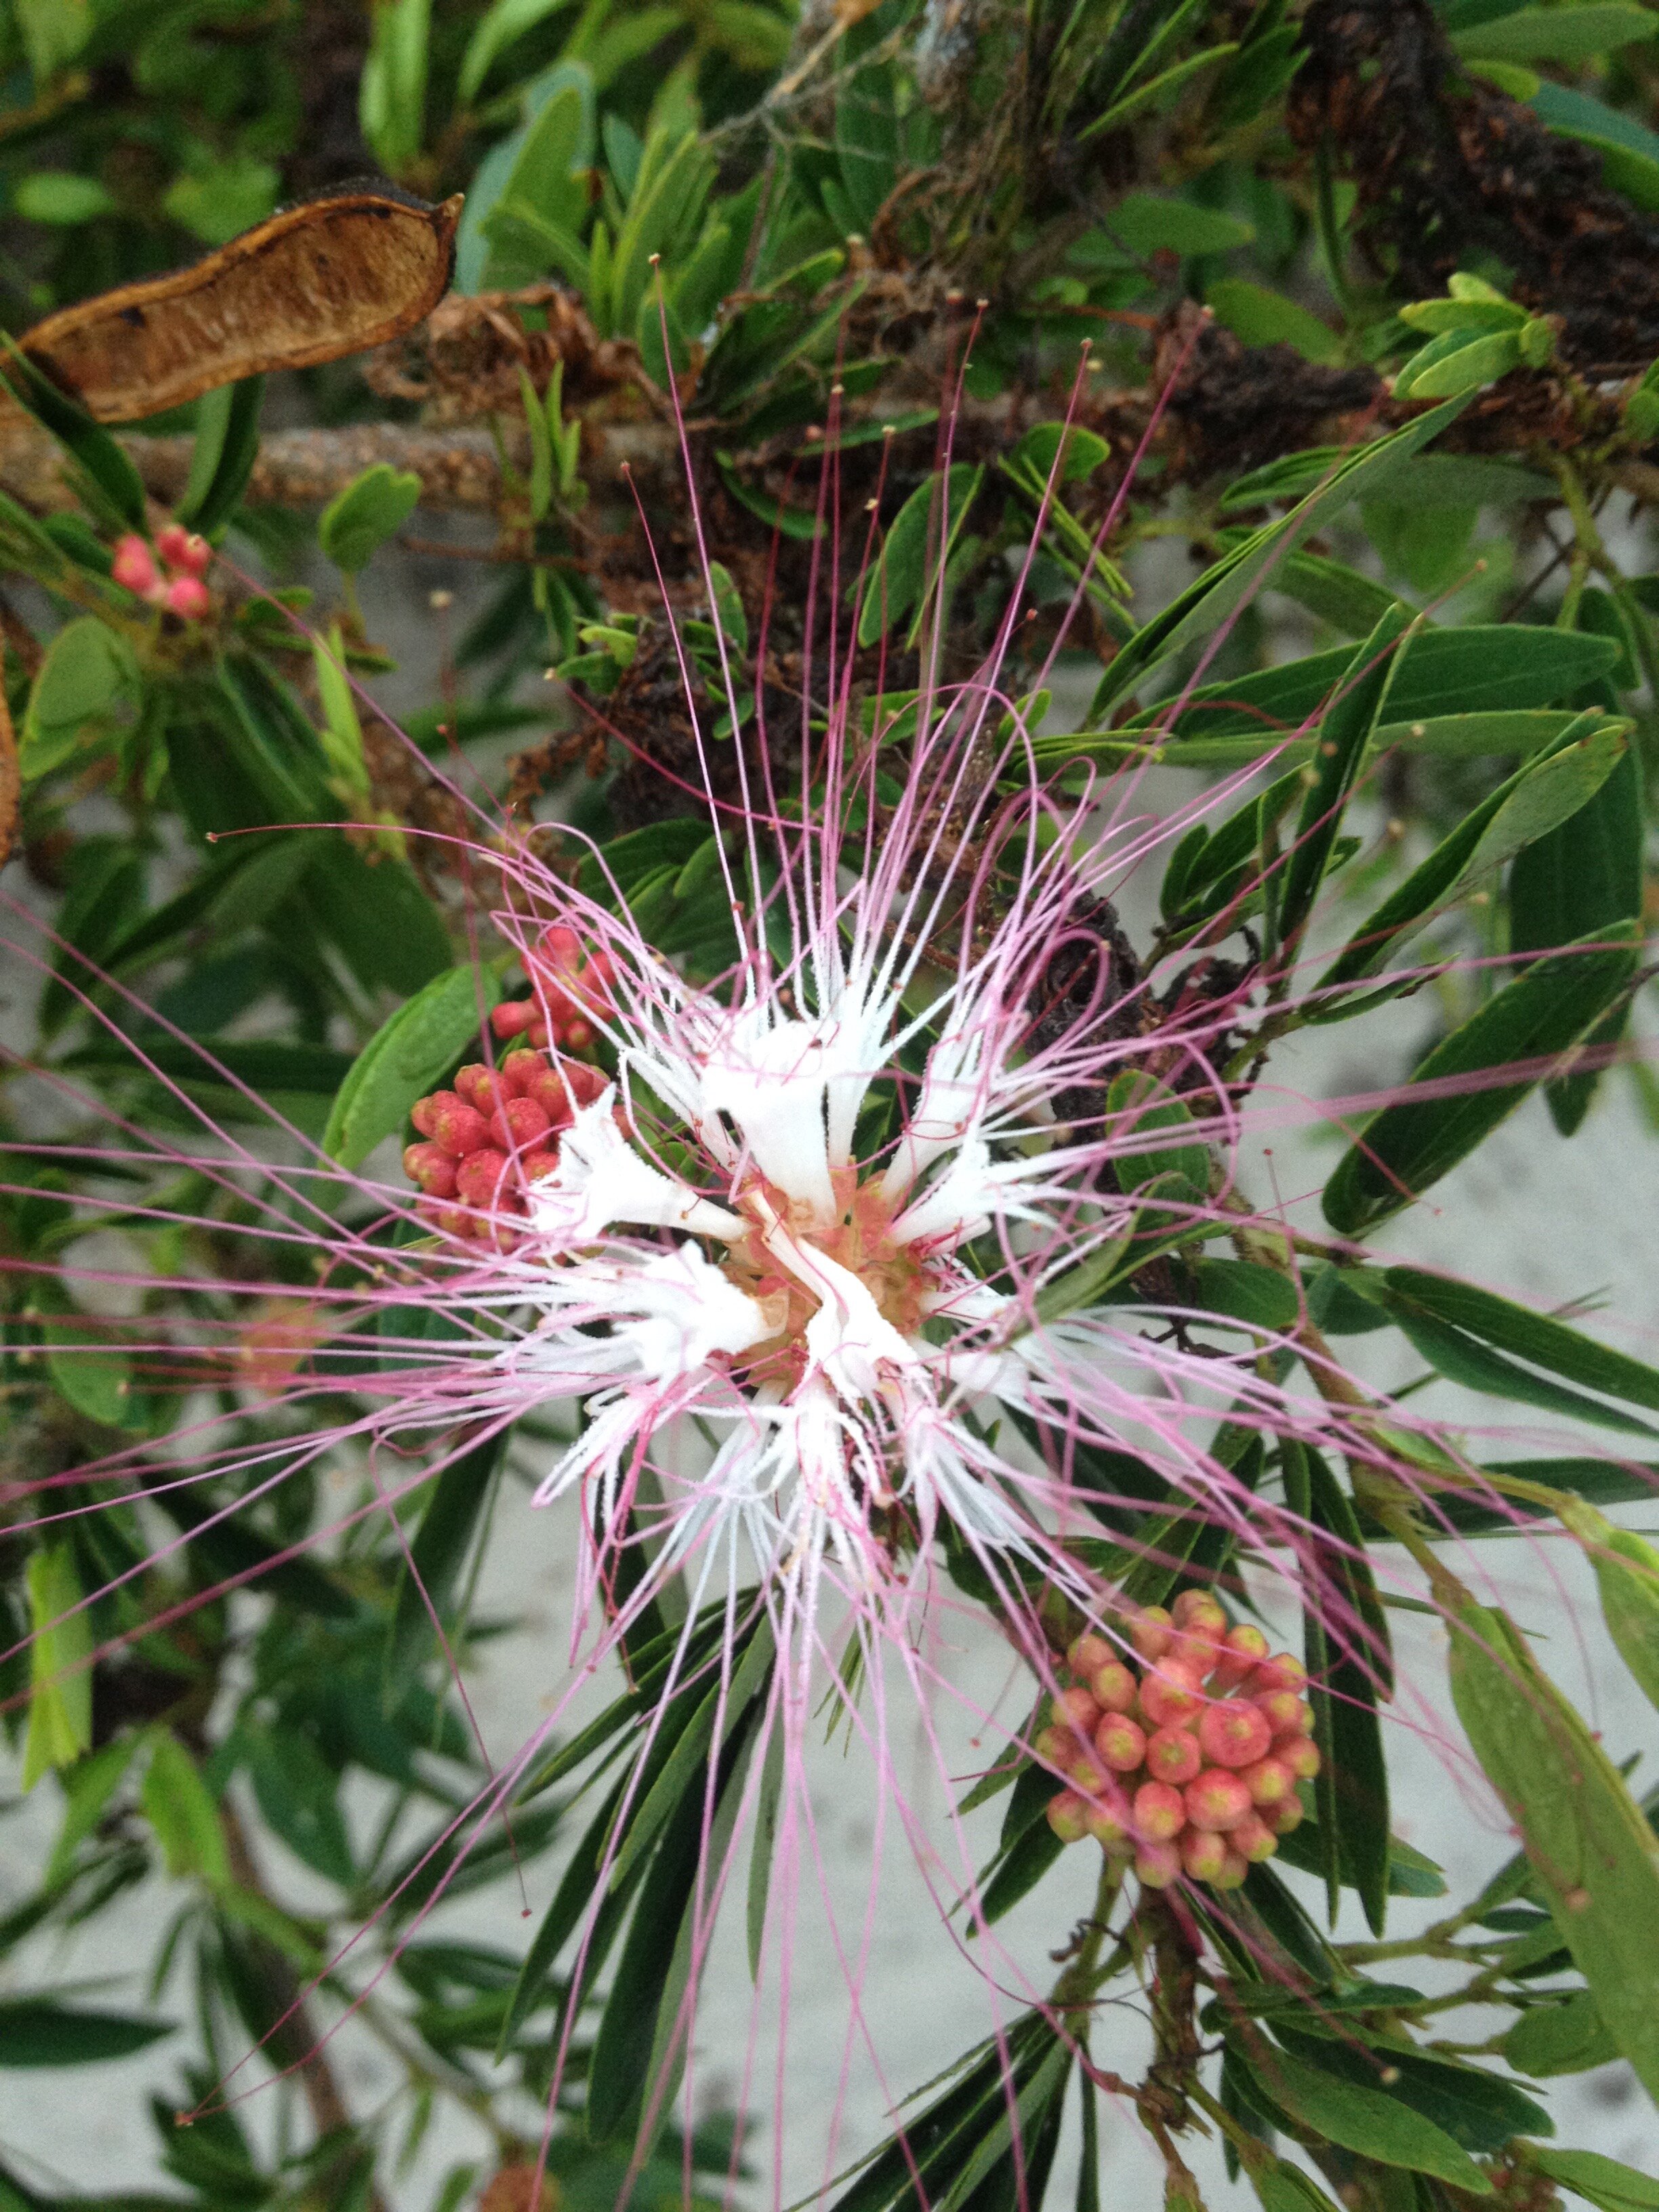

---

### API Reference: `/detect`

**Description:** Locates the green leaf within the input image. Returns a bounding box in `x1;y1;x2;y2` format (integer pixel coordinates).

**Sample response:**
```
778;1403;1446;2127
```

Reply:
1504;1990;1620;2077
0;2000;173;2066
1456;3;1659;62
177;376;264;537
14;173;115;224
244;1728;354;1887
1382;1268;1659;1417
457;0;573;102
360;0;430;176
21;618;140;782
1277;605;1416;953
20;1546;92;1791
324;962;500;1168
162;156;279;247
1321;922;1639;1235
1525;2147;1659;2212
1557;1498;1659;1712
1272;2024;1551;2154
1448;1595;1659;2104
141;1731;229;1885
385;1432;508;1696
42;1309;137;1428
306;835;451;996
858;465;984;649
1269;550;1404;637
1393;328;1525;399
1532;81;1659;211
1315;710;1629;998
1107;1071;1210;1193
1228;2039;1492;2189
1094;398;1469;718
2;340;146;530
1189;1259;1300;1333
1130;623;1617;748
1105;192;1254;256
47;1734;142;1883
1205;279;1343;365
319;464;422;574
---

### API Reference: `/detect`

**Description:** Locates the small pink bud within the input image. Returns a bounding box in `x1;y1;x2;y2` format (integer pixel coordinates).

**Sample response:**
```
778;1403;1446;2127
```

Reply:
1250;1654;1307;1696
112;534;161;596
1144;1726;1200;1786
1083;1799;1132;1850
520;1147;560;1182
1033;1726;1076;1774
1197;1699;1273;1770
1171;1589;1227;1631
1255;1687;1311;1737
1067;1632;1113;1678
1185;1769;1252;1833
455;1150;511;1208
1090;1659;1138;1714
1046;1790;1089;1844
1211;1849;1250;1891
1132;1780;1186;1842
491;1000;538;1040
1095;1714;1146;1774
1138;1658;1206;1727
1181;1827;1229;1883
1240;1756;1294;1808
500;1049;549;1094
1210;1624;1271;1692
426;1097;491;1158
1050;1685;1103;1737
490;1096;553;1151
1128;1605;1174;1662
1230;1812;1278;1864
163;574;211;619
403;1142;458;1199
1275;1736;1322;1782
1269;1795;1306;1836
155;523;210;575
1134;1839;1183;1888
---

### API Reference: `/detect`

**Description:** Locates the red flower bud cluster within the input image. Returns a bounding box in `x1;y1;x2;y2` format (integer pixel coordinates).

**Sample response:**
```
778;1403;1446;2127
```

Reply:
490;926;616;1055
112;525;212;619
1038;1591;1317;1891
405;1049;609;1241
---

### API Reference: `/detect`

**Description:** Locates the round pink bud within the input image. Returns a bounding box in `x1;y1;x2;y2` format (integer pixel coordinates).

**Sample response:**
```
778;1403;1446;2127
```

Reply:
1211;1849;1250;1891
1197;1700;1273;1771
1275;1736;1322;1782
454;1063;508;1113
1255;1687;1312;1737
455;1149;511;1208
155;523;201;572
1250;1653;1307;1696
1070;1756;1107;1797
499;1049;549;1095
1171;1589;1228;1631
1240;1756;1294;1809
1269;1795;1306;1835
426;1098;491;1158
1083;1799;1132;1851
1138;1658;1206;1728
491;1000;538;1040
1095;1714;1146;1774
1209;1624;1271;1692
1090;1660;1138;1715
520;1147;560;1182
1132;1780;1187;1843
1230;1813;1278;1864
1032;1726;1075;1774
1128;1605;1174;1662
112;534;161;596
163;574;211;618
1143;1726;1201;1786
1185;1769;1253;1833
1181;1827;1229;1883
1067;1632;1113;1678
1045;1790;1089;1845
490;1095;553;1151
403;1142;457;1199
1134;1840;1183;1889
1051;1685;1103;1736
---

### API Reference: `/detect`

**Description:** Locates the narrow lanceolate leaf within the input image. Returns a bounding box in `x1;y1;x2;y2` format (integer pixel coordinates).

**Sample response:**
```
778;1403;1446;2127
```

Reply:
1313;710;1629;999
1322;922;1640;1235
1556;1498;1659;1711
384;1431;508;1698
0;2001;174;2067
1382;1267;1659;1416
1448;1595;1659;2103
1275;603;1415;956
21;1545;92;1790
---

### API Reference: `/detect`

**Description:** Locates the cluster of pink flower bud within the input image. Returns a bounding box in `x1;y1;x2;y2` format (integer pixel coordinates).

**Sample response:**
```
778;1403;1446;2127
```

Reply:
111;525;213;619
488;926;615;1055
1038;1590;1318;1891
404;1049;609;1241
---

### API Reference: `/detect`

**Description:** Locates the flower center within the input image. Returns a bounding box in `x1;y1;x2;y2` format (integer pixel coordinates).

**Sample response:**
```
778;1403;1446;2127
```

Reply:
720;1169;933;1378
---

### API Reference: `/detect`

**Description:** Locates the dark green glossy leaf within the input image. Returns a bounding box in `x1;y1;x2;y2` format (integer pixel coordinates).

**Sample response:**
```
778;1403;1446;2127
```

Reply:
1384;1267;1659;1416
0;1999;173;2066
1525;2146;1659;2212
2;339;146;529
1225;2039;1491;2190
177;375;264;536
1504;1990;1620;2076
